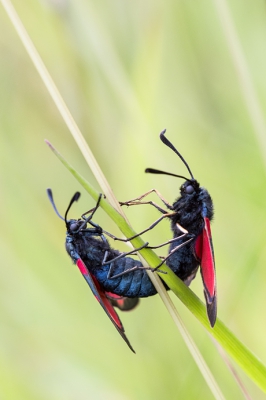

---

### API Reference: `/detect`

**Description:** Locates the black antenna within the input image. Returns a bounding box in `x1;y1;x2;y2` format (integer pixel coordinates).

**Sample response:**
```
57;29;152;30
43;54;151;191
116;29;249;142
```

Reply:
47;188;80;223
145;168;190;182
64;192;81;222
158;129;194;179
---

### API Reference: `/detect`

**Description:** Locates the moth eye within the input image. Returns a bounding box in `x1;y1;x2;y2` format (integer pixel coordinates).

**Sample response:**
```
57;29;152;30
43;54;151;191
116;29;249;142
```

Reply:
69;222;79;232
185;185;194;194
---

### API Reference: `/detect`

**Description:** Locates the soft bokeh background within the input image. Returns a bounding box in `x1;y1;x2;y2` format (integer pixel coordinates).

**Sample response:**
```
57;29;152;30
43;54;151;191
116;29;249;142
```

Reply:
1;0;266;398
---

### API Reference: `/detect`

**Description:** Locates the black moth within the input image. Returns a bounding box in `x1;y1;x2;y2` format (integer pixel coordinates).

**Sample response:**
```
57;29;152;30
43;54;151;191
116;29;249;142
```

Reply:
120;130;217;326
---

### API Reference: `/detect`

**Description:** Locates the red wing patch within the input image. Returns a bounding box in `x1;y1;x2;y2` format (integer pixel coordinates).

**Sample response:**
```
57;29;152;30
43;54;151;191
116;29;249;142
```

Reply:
194;218;217;326
106;293;139;311
76;258;135;352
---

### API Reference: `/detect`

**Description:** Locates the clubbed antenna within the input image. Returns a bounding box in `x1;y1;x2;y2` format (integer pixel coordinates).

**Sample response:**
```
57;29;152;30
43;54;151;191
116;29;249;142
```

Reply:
145;129;194;181
64;192;80;222
160;129;194;179
145;168;190;182
47;188;80;223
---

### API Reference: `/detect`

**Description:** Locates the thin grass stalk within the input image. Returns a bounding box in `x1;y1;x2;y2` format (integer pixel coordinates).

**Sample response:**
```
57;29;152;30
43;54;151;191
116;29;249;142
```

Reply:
211;339;252;400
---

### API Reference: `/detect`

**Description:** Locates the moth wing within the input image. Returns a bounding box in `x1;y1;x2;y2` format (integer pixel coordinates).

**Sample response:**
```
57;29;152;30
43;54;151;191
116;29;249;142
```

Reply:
76;258;135;352
194;217;217;327
105;293;140;311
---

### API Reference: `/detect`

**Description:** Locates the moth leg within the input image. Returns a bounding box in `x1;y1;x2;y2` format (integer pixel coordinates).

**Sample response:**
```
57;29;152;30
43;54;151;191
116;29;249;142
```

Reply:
102;212;177;243
147;222;189;249
103;243;153;278
120;189;173;212
102;243;166;279
107;263;155;280
79;194;103;231
152;236;195;271
106;261;166;280
102;242;149;266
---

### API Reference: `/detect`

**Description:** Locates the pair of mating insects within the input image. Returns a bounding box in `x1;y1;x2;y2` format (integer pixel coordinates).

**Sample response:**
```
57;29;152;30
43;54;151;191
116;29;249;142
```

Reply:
48;130;216;353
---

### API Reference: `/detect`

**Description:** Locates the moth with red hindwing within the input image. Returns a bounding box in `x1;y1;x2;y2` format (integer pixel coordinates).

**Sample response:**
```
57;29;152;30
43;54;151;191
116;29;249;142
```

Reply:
120;130;217;327
47;189;164;353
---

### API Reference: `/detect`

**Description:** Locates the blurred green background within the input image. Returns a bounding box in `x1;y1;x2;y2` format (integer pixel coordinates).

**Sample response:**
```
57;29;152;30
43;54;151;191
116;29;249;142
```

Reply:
1;0;266;398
